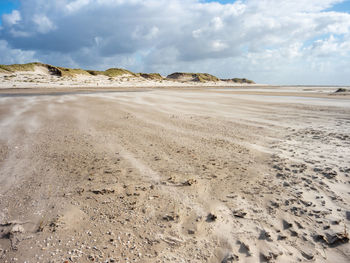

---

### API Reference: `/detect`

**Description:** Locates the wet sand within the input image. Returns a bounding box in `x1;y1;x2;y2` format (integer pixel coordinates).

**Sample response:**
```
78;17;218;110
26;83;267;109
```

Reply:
0;86;349;262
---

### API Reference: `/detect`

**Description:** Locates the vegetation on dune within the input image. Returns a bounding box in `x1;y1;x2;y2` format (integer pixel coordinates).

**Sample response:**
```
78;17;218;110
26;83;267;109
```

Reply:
166;72;219;82
0;62;136;78
0;62;42;73
139;73;163;80
0;63;255;83
87;68;135;77
85;70;105;76
47;66;135;77
0;62;89;77
104;68;135;77
194;73;219;82
56;67;91;77
0;68;8;73
221;78;255;84
335;88;348;93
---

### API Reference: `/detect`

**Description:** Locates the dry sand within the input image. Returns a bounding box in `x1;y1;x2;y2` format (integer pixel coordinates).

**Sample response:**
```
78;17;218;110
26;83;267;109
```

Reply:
0;85;349;263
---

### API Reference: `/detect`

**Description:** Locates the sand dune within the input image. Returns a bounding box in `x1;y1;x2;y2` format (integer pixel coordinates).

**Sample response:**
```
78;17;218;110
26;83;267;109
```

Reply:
0;63;257;89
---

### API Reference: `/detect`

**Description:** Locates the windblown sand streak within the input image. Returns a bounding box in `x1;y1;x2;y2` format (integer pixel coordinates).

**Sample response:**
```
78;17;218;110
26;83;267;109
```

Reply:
0;87;349;262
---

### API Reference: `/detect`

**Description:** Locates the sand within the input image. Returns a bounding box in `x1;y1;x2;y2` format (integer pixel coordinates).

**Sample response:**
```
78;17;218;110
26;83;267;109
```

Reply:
0;84;349;263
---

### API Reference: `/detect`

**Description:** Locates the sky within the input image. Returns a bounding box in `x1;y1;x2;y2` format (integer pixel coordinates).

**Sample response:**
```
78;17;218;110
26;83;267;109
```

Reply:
0;0;350;85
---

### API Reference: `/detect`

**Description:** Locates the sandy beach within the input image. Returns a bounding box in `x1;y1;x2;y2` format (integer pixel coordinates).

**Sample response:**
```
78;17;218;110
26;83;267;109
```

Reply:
0;86;349;262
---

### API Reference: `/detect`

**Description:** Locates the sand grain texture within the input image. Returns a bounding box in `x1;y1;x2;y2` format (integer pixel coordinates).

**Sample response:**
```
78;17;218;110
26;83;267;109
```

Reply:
0;87;349;262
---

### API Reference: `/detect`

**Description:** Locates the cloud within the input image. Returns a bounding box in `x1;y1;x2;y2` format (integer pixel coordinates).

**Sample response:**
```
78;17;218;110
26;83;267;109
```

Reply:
0;40;36;64
32;14;56;34
66;0;91;13
0;0;350;84
2;10;21;26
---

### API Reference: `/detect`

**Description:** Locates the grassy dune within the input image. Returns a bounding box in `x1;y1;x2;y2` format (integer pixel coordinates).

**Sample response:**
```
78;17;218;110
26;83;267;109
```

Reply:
138;73;163;80
166;72;220;82
222;78;255;84
0;62;40;73
0;62;135;78
87;68;135;77
0;62;255;83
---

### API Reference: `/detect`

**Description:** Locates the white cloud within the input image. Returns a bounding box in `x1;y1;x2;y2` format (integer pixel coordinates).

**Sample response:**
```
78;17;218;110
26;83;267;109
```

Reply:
0;40;36;64
211;40;228;51
308;35;350;56
2;10;21;26
33;14;56;34
132;26;159;41
0;0;349;84
66;0;91;13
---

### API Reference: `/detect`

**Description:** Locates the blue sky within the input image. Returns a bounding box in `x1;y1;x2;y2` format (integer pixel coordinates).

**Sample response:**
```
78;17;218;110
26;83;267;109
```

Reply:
205;0;350;11
3;1;349;26
1;0;350;85
1;0;349;27
1;0;349;18
0;0;19;25
204;0;236;3
327;0;350;11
